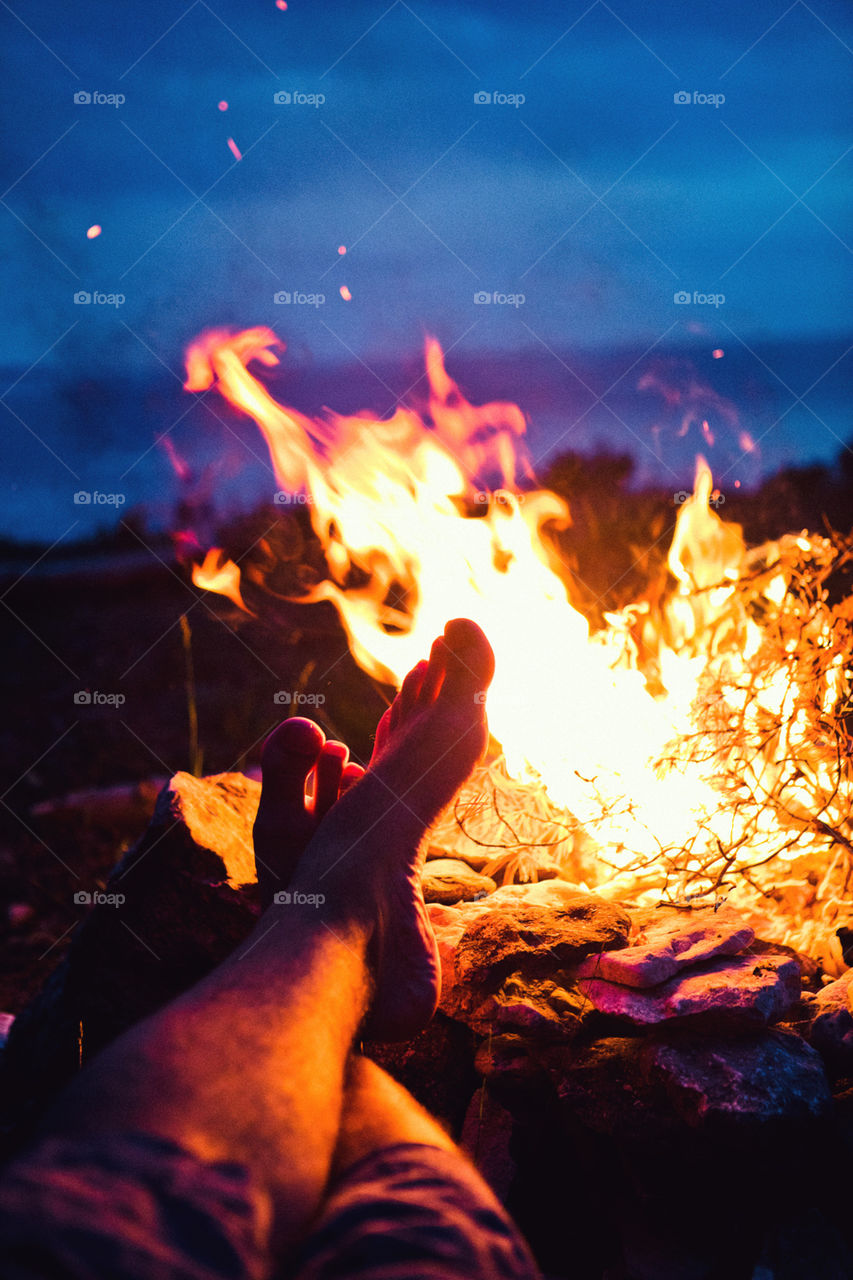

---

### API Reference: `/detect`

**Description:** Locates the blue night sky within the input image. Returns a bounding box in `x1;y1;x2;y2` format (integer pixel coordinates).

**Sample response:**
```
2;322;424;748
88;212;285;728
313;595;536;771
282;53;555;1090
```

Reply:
1;0;851;540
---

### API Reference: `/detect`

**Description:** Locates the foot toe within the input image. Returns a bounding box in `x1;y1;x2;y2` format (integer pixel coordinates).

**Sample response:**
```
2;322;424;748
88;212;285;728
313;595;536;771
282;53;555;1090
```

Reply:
339;762;365;795
254;719;326;901
439;618;495;700
314;740;349;819
399;659;428;718
258;718;326;810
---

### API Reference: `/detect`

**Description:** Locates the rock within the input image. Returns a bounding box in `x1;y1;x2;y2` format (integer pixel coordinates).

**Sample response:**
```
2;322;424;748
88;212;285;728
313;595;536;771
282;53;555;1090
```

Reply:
467;973;587;1038
429;901;469;961
540;1029;824;1152
431;888;629;1029
643;1029;832;1127
454;893;631;990
30;776;168;833
425;843;493;873
576;952;800;1031
429;902;487;1013
474;1033;547;1090
120;769;260;891
808;968;853;1071
541;1036;661;1141
1;771;261;1147
83;770;261;971
572;905;754;988
422;858;496;904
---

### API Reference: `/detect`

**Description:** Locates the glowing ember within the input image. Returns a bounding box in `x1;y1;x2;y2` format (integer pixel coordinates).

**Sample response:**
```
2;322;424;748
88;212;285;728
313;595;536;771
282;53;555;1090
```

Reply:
86;225;101;239
227;137;242;161
337;245;347;255
276;0;287;8
218;100;229;112
183;328;853;971
339;285;352;300
712;348;724;359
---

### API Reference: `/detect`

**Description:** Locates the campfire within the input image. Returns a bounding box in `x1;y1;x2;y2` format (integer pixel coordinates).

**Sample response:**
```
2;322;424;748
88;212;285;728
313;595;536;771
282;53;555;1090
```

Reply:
182;327;853;974
5;328;853;1278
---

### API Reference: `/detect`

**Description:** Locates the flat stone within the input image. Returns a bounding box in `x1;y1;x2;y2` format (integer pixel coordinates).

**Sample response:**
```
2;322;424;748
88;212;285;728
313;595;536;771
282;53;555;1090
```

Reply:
576;952;801;1030
643;1030;832;1126
573;906;754;988
422;858;496;905
454;893;631;990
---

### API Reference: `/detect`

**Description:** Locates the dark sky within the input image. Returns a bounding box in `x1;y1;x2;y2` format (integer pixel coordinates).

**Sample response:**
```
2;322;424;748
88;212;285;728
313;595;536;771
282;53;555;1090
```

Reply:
1;0;851;539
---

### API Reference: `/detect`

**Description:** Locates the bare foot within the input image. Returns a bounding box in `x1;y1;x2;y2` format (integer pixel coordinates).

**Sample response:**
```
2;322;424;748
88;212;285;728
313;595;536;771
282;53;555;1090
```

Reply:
253;719;364;910
288;618;495;1041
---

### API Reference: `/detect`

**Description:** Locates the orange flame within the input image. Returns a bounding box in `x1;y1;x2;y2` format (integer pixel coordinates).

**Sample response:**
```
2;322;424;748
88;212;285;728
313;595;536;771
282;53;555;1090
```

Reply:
183;329;719;844
192;548;248;611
